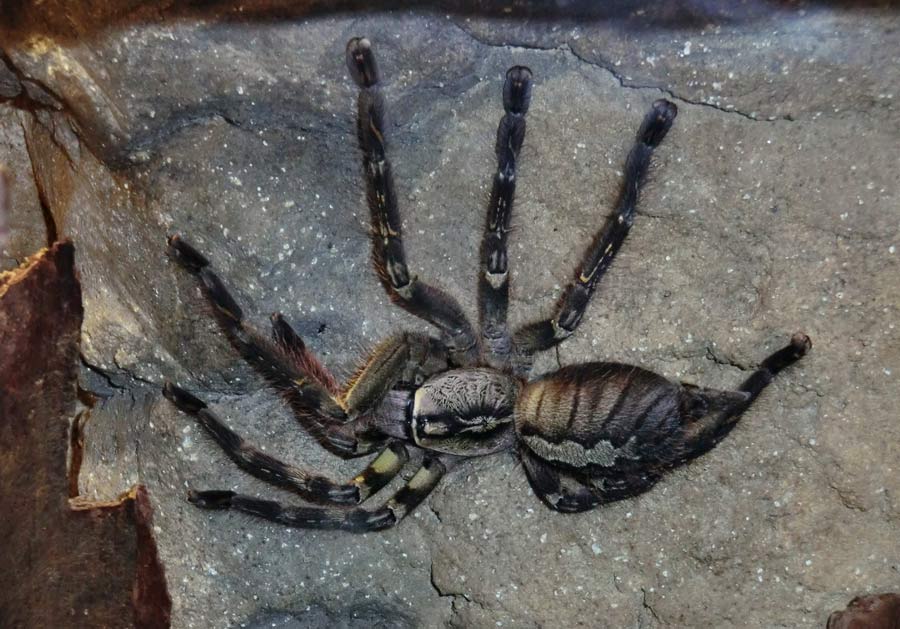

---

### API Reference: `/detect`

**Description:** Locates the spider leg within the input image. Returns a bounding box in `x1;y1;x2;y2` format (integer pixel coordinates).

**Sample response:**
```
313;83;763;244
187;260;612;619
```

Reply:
163;382;409;504
520;448;600;513
271;312;341;397
478;66;532;370
167;235;346;427
168;235;447;455
681;332;812;458
346;37;478;366
188;455;450;532
521;447;661;512
511;100;678;375
342;331;447;415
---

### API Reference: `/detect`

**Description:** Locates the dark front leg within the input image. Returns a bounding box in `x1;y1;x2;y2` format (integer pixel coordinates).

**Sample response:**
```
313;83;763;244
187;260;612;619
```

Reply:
478;66;532;370
167;235;346;427
346;37;478;366
189;455;450;532
512;100;678;375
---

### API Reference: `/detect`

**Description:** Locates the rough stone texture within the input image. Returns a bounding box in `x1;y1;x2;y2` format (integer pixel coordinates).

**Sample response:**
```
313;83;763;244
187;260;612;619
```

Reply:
1;3;898;628
0;242;170;628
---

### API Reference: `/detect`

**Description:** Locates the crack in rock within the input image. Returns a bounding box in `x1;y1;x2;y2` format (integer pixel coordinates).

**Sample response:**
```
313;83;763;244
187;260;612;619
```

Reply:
640;587;662;627
450;21;791;122
704;345;754;372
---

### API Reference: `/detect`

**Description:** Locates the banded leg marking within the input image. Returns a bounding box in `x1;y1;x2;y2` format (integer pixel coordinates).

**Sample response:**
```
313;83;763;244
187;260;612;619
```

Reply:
163;382;408;504
346;37;478;366
478;66;532;369
189;455;448;532
512;100;678;372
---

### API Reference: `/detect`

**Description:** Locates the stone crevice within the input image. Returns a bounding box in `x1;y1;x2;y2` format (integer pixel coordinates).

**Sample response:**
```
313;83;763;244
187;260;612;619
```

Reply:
449;21;791;123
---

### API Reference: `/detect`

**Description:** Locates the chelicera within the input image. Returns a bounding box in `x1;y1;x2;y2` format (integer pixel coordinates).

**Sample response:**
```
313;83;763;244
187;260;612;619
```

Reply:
162;37;810;532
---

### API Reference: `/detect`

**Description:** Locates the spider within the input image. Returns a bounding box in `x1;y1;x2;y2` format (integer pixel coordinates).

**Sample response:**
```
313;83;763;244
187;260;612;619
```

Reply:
162;37;811;532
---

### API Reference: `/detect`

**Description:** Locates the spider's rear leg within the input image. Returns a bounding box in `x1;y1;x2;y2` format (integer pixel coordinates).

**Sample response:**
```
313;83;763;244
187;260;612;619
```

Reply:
520;448;603;513
163;382;409;505
511;100;678;375
522;447;668;512
167;235;347;432
346;37;478;366
188;454;452;532
478;66;532;370
682;332;812;459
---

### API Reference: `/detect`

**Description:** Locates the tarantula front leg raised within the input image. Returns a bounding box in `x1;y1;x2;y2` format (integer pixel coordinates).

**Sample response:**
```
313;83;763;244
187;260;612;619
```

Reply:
347;38;479;366
512;99;678;375
166;236;346;440
166;235;446;452
478;65;533;370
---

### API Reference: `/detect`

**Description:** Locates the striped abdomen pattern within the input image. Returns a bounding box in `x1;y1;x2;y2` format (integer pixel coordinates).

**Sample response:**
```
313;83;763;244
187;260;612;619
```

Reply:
515;363;688;475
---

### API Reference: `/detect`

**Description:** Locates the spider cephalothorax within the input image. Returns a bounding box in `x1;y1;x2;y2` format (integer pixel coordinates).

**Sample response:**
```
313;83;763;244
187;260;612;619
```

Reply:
162;37;810;531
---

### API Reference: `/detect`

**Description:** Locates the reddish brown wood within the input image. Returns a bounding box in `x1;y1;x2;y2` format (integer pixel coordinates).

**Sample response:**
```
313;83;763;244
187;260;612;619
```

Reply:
828;594;900;629
0;241;171;629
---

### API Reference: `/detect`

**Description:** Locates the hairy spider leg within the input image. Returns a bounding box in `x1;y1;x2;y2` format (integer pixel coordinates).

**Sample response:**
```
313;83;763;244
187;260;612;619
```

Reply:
163;382;410;505
341;331;448;412
478;66;532;370
167;235;344;419
520;448;602;513
188;455;451;532
167;235;451;456
682;332;812;458
346;37;479;367
270;312;341;397
167;235;391;455
165;235;363;447
512;99;678;375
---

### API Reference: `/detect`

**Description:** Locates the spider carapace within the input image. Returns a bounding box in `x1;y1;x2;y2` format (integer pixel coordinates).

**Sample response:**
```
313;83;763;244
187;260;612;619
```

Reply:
163;37;810;532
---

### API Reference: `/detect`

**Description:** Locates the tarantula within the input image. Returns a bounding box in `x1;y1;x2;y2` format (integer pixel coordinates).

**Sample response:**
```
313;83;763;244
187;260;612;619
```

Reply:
162;37;810;532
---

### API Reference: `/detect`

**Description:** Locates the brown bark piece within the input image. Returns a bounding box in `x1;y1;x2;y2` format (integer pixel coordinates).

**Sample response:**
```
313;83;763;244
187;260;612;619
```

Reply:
828;594;900;629
0;241;171;629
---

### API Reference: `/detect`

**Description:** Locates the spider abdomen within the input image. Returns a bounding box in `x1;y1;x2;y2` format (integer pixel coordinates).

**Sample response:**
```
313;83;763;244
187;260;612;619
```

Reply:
515;363;687;473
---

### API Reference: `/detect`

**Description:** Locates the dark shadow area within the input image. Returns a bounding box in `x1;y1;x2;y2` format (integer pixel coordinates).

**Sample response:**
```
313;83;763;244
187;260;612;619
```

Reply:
4;0;896;46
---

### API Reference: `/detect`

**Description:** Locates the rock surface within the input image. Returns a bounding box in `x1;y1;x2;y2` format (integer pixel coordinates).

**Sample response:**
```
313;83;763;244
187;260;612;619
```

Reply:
1;3;898;627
